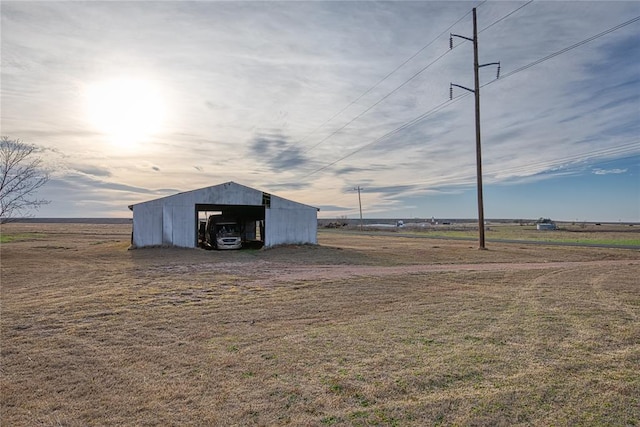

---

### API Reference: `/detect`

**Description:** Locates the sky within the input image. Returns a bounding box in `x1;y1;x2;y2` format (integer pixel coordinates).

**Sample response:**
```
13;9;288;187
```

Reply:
1;1;639;222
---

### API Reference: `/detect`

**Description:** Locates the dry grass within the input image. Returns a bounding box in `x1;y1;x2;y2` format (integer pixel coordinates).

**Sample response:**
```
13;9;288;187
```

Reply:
1;223;639;426
335;222;640;247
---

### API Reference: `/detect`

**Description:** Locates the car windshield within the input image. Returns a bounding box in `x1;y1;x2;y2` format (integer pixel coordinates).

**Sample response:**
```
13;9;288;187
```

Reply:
217;224;239;237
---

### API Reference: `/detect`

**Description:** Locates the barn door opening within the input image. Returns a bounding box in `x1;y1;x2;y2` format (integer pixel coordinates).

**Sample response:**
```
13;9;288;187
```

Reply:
195;204;265;249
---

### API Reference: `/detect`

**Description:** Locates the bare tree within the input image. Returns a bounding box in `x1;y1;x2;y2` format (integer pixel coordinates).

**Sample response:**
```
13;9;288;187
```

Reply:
0;137;50;223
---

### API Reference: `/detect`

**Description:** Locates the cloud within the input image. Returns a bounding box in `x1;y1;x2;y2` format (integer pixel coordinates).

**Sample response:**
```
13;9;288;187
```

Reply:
592;168;627;175
350;184;419;196
2;1;639;220
248;133;310;172
61;172;154;194
73;165;112;178
264;182;311;192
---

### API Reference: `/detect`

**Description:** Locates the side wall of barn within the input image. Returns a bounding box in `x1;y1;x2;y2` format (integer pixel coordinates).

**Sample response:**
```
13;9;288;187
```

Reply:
264;196;318;247
132;201;163;247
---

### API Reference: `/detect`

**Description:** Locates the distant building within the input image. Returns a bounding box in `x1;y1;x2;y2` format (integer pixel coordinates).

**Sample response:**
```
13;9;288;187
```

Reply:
535;217;556;230
536;223;557;230
128;181;318;248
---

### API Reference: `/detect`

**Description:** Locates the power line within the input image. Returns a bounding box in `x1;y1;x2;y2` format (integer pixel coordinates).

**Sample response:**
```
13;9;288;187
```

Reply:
297;0;535;156
492;15;640;83
293;5;480;149
448;7;497;249
482;142;639;177
279;3;482;155
300;96;464;178
296;15;640;180
478;0;533;34
406;141;639;188
301;48;454;154
353;185;364;229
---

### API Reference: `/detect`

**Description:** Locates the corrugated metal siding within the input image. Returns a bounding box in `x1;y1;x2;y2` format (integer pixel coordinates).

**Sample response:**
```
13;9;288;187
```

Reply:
162;204;173;245
171;204;196;248
264;196;318;247
132;202;163;247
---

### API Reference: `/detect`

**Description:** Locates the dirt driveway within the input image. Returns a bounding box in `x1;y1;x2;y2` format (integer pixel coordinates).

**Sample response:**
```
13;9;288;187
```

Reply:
195;258;640;287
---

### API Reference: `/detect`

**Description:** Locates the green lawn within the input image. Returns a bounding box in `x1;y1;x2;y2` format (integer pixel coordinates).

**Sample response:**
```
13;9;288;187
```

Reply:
0;232;45;244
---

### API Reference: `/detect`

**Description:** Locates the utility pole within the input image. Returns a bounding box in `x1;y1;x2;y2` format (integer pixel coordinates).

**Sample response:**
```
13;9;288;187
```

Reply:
450;7;500;250
354;186;364;230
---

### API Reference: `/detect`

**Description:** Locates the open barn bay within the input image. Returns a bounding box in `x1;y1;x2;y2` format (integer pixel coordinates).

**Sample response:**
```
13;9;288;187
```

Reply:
1;223;639;426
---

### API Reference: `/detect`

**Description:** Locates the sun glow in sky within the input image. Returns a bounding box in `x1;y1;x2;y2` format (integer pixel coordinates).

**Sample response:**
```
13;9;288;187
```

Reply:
85;78;166;146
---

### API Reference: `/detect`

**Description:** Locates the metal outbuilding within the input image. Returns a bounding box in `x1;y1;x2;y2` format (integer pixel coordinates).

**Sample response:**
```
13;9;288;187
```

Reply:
128;181;318;249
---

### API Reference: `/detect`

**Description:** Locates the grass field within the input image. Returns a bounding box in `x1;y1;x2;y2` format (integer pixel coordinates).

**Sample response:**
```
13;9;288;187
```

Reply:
1;223;639;426
345;222;640;247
